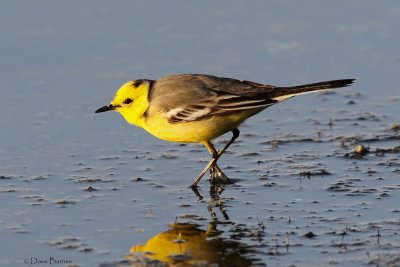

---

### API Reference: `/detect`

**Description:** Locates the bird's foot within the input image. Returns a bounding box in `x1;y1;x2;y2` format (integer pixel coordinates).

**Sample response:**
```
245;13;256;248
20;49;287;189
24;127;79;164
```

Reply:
209;164;232;185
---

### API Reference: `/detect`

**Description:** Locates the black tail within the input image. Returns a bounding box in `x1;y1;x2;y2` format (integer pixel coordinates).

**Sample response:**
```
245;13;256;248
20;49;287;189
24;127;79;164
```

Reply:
274;79;355;98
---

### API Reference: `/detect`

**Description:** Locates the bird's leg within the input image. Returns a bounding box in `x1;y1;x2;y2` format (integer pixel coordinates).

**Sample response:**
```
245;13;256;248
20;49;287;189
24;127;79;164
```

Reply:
202;142;219;178
191;129;240;188
203;141;230;184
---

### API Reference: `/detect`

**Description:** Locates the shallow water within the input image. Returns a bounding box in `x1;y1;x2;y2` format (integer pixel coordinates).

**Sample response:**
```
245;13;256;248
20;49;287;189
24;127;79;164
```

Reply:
1;1;399;267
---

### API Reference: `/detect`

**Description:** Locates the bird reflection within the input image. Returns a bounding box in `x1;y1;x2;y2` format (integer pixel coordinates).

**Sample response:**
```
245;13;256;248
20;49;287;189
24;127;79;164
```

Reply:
127;222;261;267
125;185;265;267
207;185;230;221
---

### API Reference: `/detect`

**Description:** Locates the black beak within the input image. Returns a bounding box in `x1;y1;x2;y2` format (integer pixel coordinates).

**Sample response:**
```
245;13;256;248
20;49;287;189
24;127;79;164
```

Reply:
95;104;115;113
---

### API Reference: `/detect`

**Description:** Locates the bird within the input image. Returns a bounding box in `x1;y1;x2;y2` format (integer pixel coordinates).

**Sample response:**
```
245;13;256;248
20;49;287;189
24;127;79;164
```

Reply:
95;73;355;188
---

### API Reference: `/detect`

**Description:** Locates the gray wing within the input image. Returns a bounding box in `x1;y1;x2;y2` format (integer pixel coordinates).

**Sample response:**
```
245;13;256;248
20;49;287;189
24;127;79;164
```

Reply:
149;74;278;123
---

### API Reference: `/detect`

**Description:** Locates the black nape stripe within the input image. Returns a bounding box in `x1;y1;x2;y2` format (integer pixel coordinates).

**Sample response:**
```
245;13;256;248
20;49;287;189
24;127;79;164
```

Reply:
132;79;155;89
142;79;155;121
132;79;145;88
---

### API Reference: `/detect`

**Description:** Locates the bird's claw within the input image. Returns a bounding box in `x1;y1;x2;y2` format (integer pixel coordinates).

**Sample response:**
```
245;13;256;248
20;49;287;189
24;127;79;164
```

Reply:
209;164;232;185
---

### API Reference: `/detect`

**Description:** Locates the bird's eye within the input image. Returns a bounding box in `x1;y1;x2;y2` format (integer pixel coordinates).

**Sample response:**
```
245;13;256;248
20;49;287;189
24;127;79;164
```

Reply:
123;98;133;104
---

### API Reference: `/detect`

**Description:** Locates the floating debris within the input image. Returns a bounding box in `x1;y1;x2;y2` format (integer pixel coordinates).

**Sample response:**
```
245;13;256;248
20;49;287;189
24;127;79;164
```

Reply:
345;145;369;158
55;199;76;205
300;169;331;178
354;145;368;155
303;231;317;239
376;146;400;155
84;186;97;192
390;123;400;131
160;153;178;159
131;177;146;182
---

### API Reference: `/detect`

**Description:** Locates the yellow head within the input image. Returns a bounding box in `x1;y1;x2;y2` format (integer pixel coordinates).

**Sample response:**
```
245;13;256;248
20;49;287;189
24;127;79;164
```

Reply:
95;79;152;127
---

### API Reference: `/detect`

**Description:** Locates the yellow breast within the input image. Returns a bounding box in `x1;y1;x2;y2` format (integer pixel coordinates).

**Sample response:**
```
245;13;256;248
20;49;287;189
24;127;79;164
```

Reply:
141;108;263;143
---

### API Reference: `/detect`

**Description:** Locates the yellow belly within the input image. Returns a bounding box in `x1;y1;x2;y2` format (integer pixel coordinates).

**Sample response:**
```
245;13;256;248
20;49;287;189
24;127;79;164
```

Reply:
142;108;263;143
